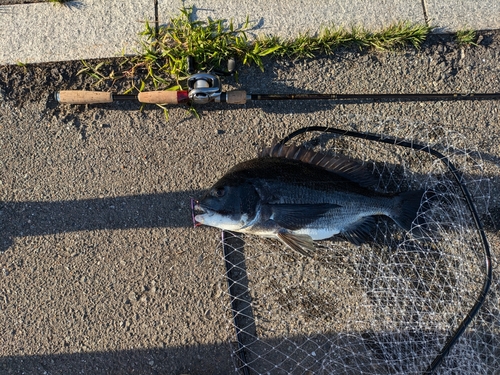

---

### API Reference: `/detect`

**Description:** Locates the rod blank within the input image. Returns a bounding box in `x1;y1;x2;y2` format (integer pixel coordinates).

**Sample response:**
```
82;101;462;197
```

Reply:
249;93;500;101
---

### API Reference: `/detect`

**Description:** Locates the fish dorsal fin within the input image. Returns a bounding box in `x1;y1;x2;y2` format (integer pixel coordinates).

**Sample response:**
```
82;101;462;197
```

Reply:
260;143;375;186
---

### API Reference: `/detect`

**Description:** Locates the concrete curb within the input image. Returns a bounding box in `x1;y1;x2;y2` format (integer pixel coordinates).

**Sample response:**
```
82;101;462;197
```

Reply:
0;0;499;65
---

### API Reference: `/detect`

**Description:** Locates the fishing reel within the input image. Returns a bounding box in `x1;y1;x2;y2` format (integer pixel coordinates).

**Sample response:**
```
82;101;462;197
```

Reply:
187;73;222;104
186;57;237;104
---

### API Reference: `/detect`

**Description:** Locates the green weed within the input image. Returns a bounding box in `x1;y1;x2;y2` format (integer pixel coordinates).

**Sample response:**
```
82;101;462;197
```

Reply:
455;28;478;46
77;60;123;86
124;7;432;89
79;6;433;95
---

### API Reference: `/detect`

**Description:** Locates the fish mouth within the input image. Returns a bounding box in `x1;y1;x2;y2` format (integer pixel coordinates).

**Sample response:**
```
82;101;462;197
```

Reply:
190;198;207;227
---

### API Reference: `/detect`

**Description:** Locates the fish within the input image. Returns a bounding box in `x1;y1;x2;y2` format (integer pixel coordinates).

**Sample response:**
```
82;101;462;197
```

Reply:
193;143;425;257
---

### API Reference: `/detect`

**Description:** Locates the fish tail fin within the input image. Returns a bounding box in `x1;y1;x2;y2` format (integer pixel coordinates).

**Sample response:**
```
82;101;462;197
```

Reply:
392;189;426;232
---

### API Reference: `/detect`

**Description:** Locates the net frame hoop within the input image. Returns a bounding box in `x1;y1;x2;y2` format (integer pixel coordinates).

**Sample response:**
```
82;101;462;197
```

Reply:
222;126;492;375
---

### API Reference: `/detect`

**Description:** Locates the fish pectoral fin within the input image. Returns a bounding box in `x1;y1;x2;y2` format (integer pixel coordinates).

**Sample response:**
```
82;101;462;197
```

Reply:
269;203;341;230
277;231;315;258
341;216;377;246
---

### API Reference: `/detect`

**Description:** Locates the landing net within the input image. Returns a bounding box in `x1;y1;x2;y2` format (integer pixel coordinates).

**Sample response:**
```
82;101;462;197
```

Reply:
219;125;496;375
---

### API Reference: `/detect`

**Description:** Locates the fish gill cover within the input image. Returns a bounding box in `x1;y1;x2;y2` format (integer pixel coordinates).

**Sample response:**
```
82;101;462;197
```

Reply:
203;123;498;375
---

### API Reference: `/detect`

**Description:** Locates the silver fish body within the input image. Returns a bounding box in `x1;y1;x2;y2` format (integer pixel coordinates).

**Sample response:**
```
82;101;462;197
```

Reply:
194;144;424;256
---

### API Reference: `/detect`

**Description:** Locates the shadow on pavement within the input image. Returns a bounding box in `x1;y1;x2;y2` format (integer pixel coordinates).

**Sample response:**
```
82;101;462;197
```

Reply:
0;344;235;375
0;190;203;252
2;328;490;375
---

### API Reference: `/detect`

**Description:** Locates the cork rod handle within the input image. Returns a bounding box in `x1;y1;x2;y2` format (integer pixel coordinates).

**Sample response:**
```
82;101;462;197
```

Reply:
55;91;113;104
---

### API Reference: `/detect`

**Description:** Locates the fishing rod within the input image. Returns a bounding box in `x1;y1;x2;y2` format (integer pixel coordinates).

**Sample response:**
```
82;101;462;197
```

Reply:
56;54;500;106
55;71;500;105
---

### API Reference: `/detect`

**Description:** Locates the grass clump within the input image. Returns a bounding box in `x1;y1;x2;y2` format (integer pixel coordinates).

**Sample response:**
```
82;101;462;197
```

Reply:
127;7;278;88
261;22;431;59
455;28;478;46
122;6;432;90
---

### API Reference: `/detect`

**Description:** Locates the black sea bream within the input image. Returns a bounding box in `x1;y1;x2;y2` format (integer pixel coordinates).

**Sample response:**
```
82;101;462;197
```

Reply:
194;144;424;257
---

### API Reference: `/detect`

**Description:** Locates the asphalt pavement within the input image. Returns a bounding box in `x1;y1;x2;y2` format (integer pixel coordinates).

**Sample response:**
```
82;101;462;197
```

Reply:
1;1;500;375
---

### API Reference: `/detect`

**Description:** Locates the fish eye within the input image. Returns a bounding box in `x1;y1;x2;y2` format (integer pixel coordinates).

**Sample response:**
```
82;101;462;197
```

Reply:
212;186;226;197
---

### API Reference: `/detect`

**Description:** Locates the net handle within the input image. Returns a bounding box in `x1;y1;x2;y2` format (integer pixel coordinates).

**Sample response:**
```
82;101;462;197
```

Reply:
278;126;493;375
222;231;252;375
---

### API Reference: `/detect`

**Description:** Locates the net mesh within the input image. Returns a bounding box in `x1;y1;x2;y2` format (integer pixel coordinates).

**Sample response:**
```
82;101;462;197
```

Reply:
217;125;498;375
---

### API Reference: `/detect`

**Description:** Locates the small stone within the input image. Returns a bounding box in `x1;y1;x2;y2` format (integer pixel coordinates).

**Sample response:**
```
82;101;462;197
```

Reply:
197;254;204;264
128;291;137;301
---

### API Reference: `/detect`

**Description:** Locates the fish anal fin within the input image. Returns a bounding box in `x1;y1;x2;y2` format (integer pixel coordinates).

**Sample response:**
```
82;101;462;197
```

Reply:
277;231;315;258
342;216;377;246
